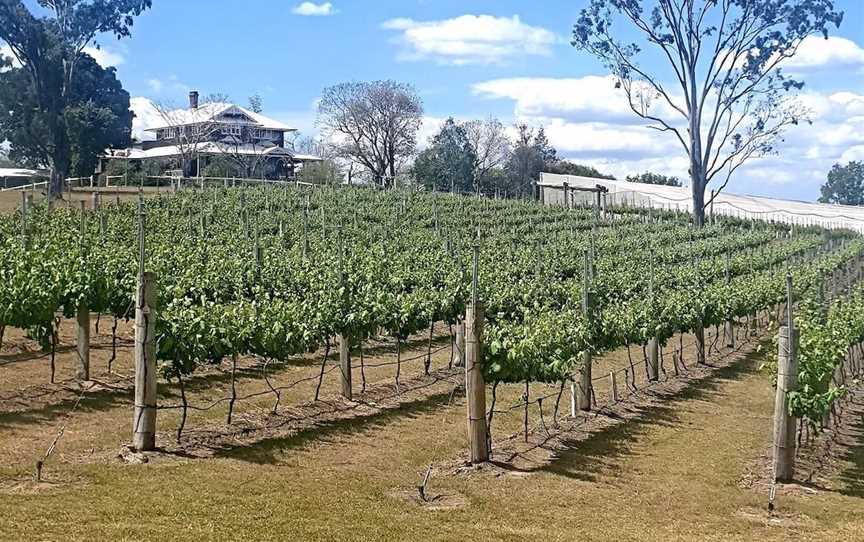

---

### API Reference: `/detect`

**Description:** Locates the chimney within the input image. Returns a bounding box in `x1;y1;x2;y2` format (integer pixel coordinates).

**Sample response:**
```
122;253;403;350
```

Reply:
189;91;199;110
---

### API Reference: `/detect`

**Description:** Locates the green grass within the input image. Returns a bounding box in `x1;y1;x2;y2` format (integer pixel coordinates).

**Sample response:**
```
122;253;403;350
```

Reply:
2;347;864;541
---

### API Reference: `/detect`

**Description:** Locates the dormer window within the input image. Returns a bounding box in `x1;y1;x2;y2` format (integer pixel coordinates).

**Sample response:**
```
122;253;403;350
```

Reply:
223;124;242;136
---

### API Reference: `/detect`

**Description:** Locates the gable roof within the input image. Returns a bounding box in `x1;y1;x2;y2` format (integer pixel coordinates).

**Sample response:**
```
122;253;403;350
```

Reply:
146;102;295;132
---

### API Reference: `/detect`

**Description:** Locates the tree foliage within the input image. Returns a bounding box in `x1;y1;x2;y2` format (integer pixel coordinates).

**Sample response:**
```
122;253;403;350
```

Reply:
503;124;557;197
546;161;616;180
413;118;477;193
626;172;682;187
317;80;423;188
0;0;151;197
0;51;132;177
463;117;511;190
818;161;864;205
572;0;843;225
248;94;263;114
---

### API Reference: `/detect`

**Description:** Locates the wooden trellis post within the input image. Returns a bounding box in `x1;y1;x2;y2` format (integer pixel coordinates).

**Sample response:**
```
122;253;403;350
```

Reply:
133;271;158;451
647;250;659;381
574;251;593;412
133;198;158;451
75;201;90;381
20;191;28;236
339;333;352;400
725;252;735;348
453;319;465;368
695;325;706;365
773;274;798;481
465;244;488;463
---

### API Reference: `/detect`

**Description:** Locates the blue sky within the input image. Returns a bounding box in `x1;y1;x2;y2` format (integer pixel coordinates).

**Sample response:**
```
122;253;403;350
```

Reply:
22;1;864;201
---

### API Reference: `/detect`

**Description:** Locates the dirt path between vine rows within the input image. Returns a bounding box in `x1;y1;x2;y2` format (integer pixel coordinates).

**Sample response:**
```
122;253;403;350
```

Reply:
2;324;864;540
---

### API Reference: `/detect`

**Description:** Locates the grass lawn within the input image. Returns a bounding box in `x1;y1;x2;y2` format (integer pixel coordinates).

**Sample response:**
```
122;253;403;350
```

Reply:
2;335;864;541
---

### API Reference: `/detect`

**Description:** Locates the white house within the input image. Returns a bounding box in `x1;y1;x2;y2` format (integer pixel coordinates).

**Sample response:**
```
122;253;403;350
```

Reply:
102;91;320;180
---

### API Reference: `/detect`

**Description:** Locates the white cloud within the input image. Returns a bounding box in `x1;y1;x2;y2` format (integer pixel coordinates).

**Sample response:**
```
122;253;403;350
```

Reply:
292;2;337;16
841;146;864;162
475;74;864;200
147;79;163;92
382;14;558;65
144;75;189;95
785;36;864;70
82;46;124;67
473;75;683;124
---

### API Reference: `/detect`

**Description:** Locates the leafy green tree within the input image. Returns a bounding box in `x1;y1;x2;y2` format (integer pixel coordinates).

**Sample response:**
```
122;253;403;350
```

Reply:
534;127;557;165
546;161;616;180
413;118;476;193
0;52;132;178
504;124;552;198
573;0;843;226
818;161;864;205
626;172;681;187
0;0;151;200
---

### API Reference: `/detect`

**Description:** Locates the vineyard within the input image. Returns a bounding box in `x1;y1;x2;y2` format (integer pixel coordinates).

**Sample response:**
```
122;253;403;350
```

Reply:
2;185;864;539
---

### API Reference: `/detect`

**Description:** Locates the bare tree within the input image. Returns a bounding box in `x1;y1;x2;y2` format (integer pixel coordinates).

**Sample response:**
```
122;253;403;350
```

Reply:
248;94;263;114
573;0;843;226
215;131;270;179
295;134;345;185
152;99;221;177
463;117;511;192
317;80;423;188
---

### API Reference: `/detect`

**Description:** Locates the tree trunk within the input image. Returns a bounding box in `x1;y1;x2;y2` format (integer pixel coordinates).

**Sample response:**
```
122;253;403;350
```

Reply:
49;159;69;203
48;113;71;202
690;170;706;227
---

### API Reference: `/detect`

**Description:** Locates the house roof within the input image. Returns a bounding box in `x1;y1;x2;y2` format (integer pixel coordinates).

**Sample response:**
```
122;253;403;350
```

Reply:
146;102;296;132
103;142;322;162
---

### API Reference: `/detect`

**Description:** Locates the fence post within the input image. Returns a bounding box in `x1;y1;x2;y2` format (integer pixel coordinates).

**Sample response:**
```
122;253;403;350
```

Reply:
465;243;488;463
594;190;601;220
133;272;158;451
773;274;798;481
562;181;569;209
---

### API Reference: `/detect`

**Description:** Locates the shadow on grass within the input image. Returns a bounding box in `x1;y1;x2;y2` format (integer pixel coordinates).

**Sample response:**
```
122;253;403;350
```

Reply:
211;388;457;464
0;334;453;426
0;386;133;430
538;349;763;483
834;394;864;498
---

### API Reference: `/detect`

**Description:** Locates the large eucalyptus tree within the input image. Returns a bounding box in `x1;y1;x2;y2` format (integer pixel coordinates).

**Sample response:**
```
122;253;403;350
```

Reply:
572;0;843;225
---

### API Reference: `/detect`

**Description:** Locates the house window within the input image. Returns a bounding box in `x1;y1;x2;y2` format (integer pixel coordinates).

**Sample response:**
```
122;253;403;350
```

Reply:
223;124;242;136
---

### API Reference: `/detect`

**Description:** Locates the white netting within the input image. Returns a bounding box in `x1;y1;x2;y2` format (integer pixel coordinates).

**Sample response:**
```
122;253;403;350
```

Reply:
540;173;864;233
